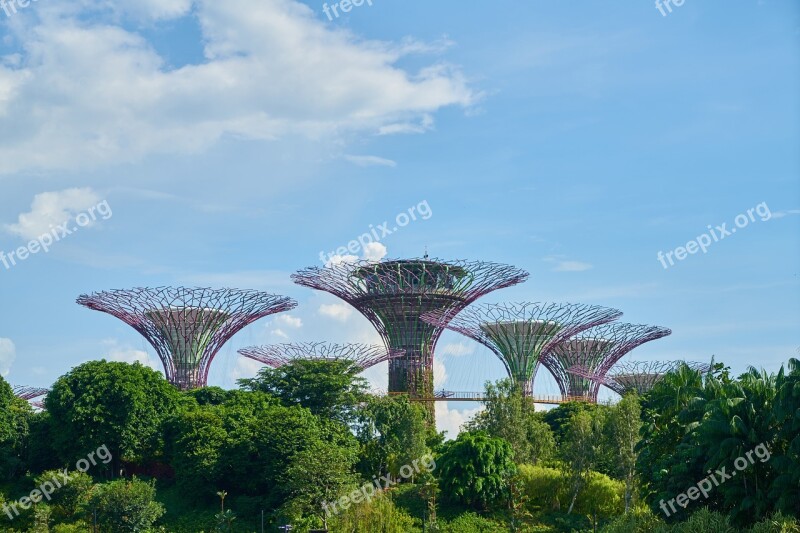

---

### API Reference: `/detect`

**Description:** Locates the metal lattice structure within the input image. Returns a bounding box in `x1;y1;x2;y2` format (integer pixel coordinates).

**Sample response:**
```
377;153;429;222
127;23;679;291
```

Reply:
421;302;622;396
77;287;297;390
13;386;49;402
544;323;672;402
568;360;710;396
239;342;403;371
292;258;528;415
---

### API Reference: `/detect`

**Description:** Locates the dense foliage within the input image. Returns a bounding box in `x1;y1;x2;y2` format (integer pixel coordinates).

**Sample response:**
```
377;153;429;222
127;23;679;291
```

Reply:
0;358;798;532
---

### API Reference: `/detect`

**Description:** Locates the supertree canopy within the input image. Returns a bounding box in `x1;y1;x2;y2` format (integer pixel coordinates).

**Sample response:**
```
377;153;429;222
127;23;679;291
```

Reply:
421;302;622;396
292;258;528;411
568;360;711;396
12;385;49;402
77;287;297;390
239;342;403;371
544;323;672;402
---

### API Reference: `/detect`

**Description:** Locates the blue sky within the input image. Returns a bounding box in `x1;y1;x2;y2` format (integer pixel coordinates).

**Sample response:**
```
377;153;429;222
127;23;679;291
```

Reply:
1;0;798;435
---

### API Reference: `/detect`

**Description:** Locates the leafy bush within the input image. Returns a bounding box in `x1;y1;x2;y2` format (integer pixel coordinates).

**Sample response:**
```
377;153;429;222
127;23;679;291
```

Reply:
328;491;417;532
33;470;94;522
87;477;165;533
601;505;666;532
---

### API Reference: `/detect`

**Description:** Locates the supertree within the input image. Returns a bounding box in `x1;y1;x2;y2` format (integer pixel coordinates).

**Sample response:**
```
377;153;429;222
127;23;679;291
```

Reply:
77;287;297;390
421;302;622;396
544;323;672;402
239;342;403;371
292;258;528;416
568;360;711;396
12;385;49;402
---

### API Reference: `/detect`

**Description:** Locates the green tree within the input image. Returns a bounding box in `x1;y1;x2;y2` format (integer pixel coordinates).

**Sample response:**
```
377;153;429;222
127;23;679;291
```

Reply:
280;441;358;530
239;359;369;424
328;490;416;533
0;375;32;478
605;393;642;512
87;478;164;533
356;395;430;480
45;360;182;474
561;409;604;514
467;379;555;465
33;470;94;522
769;358;800;516
438;431;516;510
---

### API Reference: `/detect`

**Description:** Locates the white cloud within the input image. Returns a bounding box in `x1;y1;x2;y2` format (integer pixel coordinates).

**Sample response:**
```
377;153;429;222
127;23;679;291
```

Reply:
544;256;593;272
435;402;483;440
343;155;397;168
433;358;448;390
100;339;159;370
108;0;193;20
771;209;800;219
229;356;263;382
438;342;474;357
274;314;303;328
378;114;434;135
553;261;593;272
5;188;101;240
319;303;353;322
362;242;387;261
0;0;476;175
272;328;290;340
0;338;16;377
325;254;360;266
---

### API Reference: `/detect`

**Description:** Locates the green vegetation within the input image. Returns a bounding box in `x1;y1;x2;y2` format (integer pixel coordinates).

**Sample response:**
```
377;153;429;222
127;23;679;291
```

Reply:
0;358;798;531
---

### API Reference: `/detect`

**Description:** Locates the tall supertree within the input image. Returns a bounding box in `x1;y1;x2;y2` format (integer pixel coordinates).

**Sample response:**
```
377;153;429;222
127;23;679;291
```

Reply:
77;287;297;390
568;360;711;396
13;385;48;402
544;323;672;402
239;342;403;371
421;302;622;396
292;258;528;416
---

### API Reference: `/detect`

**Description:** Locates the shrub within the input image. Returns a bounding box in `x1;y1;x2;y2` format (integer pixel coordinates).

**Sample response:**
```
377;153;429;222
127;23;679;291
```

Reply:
87;477;165;533
439;512;506;532
328;491;417;532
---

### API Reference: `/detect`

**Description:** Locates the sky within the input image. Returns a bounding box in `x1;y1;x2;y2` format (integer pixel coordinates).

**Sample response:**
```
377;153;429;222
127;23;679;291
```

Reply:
0;0;798;437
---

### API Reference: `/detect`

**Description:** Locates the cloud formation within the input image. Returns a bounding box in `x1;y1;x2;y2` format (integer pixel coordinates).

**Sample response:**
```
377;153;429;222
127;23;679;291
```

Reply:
0;0;475;175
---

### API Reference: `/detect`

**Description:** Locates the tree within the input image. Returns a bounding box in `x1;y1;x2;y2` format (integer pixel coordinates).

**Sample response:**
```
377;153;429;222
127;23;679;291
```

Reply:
770;358;800;516
87;478;164;533
239;359;369;424
33;470;94;522
561;410;604;514
437;431;516;510
356;395;430;480
280;441;358;530
45;360;183;475
0;375;32;478
605;393;642;512
467;379;555;465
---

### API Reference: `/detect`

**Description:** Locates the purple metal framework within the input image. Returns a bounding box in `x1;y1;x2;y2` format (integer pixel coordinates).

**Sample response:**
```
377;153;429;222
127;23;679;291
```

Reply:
568;360;710;396
239;342;403;371
13;385;49;402
421;302;622;396
77;287;297;390
292;258;528;418
544;323;672;402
